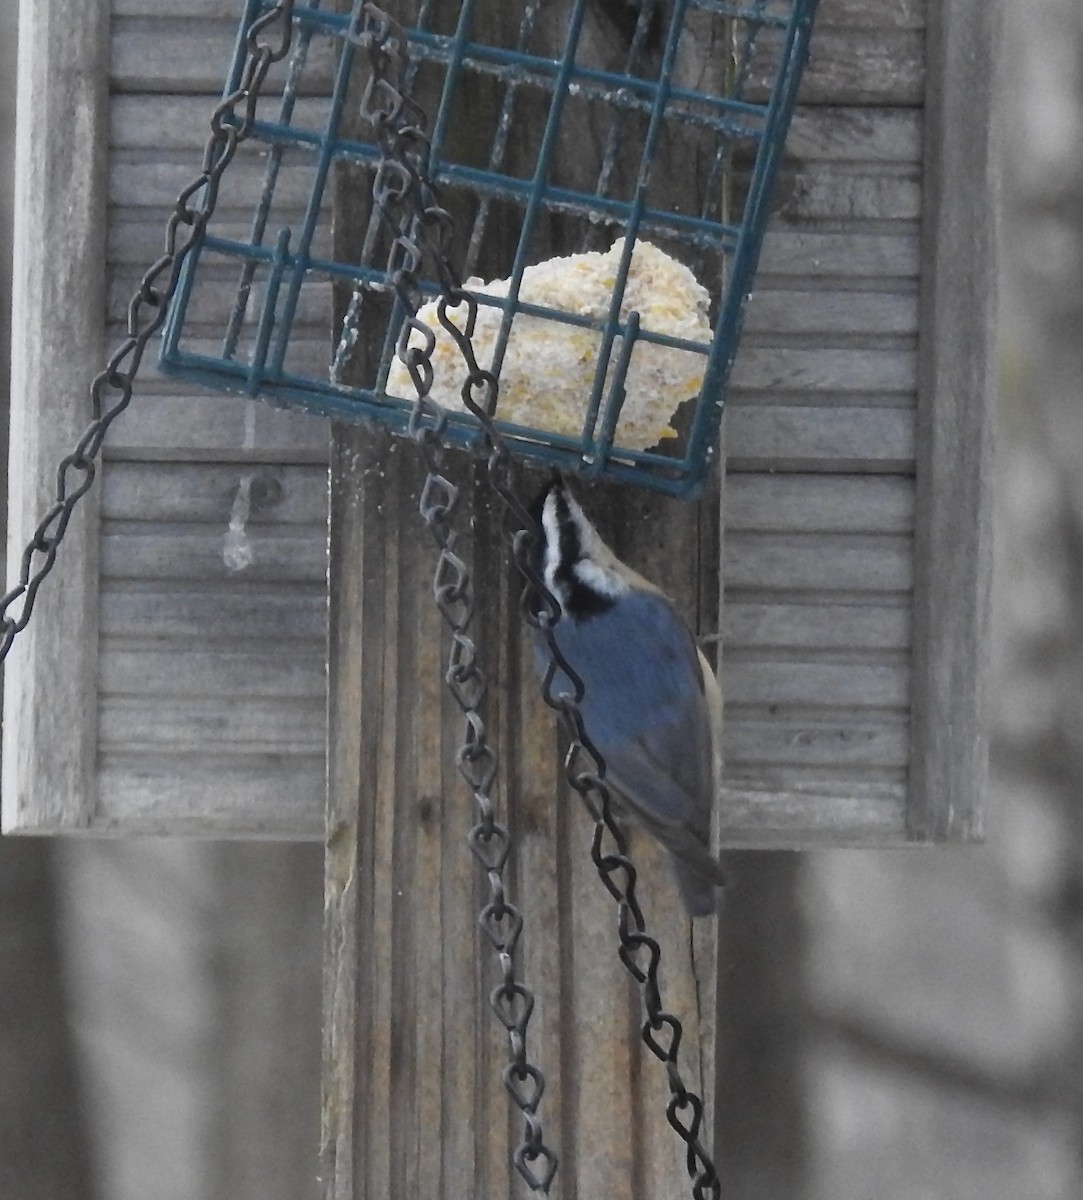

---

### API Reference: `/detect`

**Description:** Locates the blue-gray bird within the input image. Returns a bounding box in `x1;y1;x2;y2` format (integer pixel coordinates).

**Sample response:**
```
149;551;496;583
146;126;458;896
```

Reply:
531;479;725;916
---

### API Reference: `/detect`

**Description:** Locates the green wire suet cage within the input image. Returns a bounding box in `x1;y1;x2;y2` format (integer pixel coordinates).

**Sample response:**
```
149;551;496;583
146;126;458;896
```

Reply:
160;0;819;498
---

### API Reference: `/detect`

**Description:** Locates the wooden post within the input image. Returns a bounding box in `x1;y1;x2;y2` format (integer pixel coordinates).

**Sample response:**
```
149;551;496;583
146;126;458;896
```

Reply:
3;0;109;832
323;447;723;1200
907;0;998;842
321;4;724;1196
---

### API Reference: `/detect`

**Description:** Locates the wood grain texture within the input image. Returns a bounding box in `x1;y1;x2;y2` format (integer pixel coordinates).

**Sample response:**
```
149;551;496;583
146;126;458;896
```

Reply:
100;525;328;582
323;8;720;1193
322;434;721;1198
93;757;324;834
101;392;329;461
906;0;998;841
99;695;325;754
3;0;110;832
7;0;990;848
718;781;907;846
110;0;925;23
4;0;333;834
99;584;327;641
110;96;919;161
109;16;925;106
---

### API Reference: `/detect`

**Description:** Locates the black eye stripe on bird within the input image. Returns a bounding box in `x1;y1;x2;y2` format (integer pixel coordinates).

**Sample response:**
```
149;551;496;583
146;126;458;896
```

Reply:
532;478;726;916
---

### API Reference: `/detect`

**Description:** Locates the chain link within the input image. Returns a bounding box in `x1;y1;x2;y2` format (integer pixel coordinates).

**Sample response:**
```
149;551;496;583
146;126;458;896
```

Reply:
351;6;558;1193
354;6;721;1198
0;2;296;662
3;2;718;1190
497;437;722;1200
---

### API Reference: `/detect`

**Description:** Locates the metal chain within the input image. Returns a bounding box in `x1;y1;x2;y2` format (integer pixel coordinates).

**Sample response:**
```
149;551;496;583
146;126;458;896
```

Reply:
354;7;721;1199
1;3;718;1190
490;425;723;1200
351;7;558;1194
0;1;296;662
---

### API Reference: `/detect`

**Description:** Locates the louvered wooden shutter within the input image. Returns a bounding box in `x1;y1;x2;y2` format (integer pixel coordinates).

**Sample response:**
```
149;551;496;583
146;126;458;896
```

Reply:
4;0;993;845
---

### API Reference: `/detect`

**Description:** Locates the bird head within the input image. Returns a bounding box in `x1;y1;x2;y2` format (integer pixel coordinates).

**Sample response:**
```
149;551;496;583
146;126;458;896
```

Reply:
530;478;654;620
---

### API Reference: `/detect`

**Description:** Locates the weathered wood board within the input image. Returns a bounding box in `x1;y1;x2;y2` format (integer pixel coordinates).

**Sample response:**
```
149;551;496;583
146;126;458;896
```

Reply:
322;431;722;1200
4;0;331;834
5;0;993;851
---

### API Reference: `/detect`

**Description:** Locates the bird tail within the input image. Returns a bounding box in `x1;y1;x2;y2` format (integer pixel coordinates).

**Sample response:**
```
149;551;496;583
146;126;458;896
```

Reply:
671;847;727;917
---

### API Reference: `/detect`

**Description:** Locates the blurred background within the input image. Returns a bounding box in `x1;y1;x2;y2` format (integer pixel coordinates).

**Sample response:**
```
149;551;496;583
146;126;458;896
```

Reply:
3;1;1083;1198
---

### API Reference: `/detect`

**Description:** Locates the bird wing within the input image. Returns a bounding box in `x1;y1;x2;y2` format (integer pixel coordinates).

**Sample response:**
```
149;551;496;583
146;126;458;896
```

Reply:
541;590;718;854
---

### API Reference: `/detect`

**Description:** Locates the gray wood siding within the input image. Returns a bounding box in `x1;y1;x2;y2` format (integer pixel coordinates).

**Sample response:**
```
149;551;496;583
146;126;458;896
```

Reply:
723;1;926;838
5;0;330;835
97;0;330;834
5;0;994;843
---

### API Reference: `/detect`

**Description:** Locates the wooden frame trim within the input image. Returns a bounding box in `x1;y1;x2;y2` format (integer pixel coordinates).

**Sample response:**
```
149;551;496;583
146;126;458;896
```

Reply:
907;0;1000;841
2;0;110;833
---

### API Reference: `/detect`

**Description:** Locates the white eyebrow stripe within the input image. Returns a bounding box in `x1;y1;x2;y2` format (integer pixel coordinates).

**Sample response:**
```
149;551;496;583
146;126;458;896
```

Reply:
541;493;563;595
